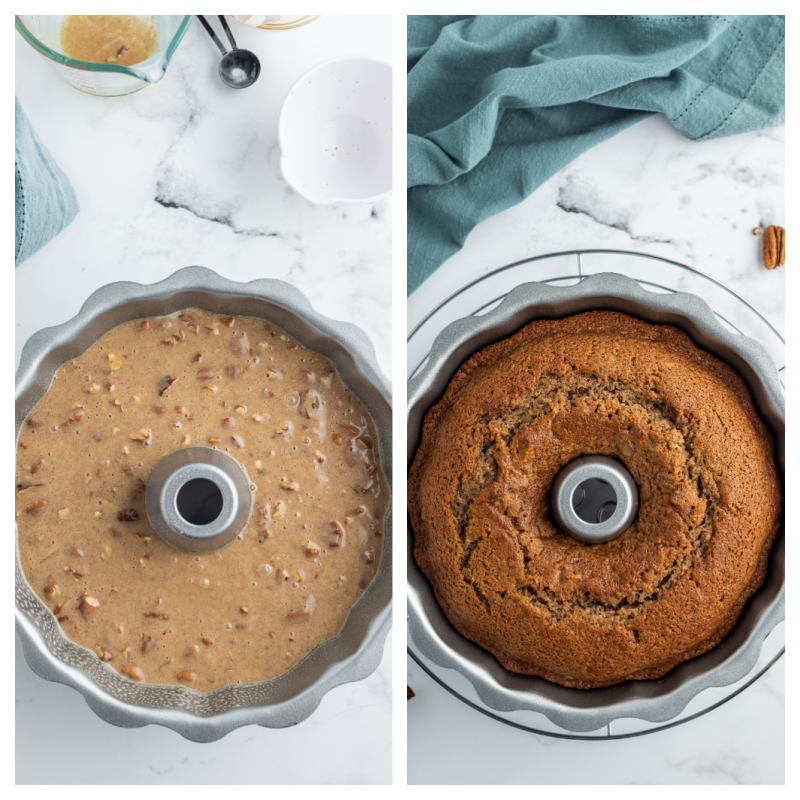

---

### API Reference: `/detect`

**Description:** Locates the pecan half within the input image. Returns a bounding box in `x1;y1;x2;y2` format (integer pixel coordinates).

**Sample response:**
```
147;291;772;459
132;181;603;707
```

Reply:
762;225;786;270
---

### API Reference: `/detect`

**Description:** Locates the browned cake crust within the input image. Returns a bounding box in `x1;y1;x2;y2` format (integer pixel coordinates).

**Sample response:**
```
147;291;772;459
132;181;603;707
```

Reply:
408;311;782;688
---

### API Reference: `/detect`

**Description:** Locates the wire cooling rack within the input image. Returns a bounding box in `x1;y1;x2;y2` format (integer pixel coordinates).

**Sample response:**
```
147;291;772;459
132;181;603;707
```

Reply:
407;249;785;739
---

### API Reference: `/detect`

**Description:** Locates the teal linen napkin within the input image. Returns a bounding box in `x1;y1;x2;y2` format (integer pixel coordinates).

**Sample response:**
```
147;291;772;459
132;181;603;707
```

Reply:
15;97;80;266
408;15;785;294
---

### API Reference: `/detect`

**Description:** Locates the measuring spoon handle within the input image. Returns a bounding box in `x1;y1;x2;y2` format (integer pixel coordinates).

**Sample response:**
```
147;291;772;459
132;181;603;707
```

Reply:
218;15;239;51
196;15;227;56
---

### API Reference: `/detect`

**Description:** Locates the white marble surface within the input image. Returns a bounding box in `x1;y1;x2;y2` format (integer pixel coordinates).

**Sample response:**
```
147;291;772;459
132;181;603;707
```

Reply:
407;116;785;784
15;15;392;785
408;116;785;342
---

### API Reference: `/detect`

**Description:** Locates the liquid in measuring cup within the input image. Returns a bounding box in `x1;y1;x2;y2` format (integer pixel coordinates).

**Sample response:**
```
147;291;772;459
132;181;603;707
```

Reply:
60;15;158;67
16;14;191;96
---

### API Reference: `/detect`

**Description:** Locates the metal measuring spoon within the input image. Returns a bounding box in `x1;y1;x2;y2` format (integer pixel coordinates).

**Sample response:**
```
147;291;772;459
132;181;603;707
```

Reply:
196;15;261;88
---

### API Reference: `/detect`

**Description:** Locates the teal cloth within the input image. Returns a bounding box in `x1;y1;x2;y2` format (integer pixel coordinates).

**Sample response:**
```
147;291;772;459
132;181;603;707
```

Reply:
15;97;79;266
408;15;785;294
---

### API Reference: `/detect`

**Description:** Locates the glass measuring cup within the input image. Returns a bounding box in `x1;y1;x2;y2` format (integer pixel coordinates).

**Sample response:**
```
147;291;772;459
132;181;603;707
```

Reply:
15;15;192;96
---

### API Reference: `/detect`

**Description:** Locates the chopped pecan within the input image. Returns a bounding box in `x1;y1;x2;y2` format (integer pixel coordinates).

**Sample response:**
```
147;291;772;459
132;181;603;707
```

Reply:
16;482;44;493
158;376;178;395
79;596;100;620
121;665;145;681
25;499;47;513
329;520;345;547
129;428;152;445
66;564;87;579
300;391;321;419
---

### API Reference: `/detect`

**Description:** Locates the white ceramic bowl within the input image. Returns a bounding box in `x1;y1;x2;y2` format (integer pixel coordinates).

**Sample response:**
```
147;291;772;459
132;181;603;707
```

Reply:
278;56;392;204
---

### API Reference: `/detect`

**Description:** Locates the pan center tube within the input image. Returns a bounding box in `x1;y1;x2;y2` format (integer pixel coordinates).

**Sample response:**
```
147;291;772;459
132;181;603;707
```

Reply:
550;455;638;544
145;447;252;553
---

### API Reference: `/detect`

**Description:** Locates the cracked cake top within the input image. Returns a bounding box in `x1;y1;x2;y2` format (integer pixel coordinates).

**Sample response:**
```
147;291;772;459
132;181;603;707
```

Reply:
408;311;781;688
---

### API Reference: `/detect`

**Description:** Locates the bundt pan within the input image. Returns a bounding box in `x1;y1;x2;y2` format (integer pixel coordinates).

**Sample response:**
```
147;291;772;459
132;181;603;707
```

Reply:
16;266;392;743
407;272;784;733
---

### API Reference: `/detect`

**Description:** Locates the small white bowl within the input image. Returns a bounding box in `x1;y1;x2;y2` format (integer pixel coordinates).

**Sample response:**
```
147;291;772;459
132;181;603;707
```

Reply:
278;56;392;205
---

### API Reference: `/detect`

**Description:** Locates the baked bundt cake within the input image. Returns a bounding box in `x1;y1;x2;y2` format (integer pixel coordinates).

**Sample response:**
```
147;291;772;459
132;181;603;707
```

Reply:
408;311;782;688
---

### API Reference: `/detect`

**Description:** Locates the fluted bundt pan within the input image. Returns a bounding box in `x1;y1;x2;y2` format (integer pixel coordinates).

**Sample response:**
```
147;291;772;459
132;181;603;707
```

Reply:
16;267;392;742
407;272;783;733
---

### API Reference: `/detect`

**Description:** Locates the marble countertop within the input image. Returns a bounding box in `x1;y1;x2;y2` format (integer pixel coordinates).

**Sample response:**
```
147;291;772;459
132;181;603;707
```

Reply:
407;116;784;785
15;15;392;785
